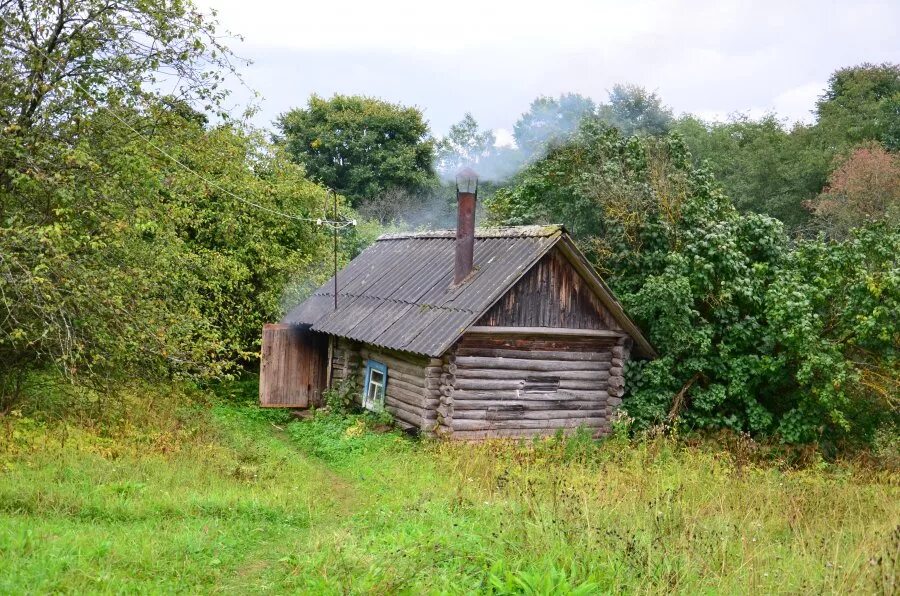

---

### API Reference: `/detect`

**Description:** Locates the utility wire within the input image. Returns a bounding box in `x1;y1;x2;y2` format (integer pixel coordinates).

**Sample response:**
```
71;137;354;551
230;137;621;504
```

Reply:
1;11;354;229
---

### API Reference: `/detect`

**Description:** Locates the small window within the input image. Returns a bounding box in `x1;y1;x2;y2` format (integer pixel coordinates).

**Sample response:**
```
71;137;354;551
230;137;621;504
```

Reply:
524;376;560;393
362;360;387;411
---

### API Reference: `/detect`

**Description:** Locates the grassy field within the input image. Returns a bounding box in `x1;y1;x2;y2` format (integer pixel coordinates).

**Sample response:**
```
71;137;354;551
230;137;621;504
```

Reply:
1;380;897;594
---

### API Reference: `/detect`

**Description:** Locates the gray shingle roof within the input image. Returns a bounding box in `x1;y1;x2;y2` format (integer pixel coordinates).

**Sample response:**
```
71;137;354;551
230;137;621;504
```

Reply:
284;225;655;358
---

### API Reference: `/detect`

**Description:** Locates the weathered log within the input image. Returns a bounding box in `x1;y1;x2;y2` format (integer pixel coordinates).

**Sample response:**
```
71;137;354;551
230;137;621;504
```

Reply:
456;356;610;372
452;398;606;410
453;409;610;421
556;389;611;400
386;386;431;409
390;398;437;424
384;404;425;428
557;380;607;391
383;368;426;388
450;389;521;400
608;366;624;377
359;349;427;376
424;365;443;378
385;393;424;415
608;385;624;398
442;363;458;375
455;368;610;381
452;417;609;431
449;427;610;440
440;373;456;385
608;397;623;407
611;346;625;359
611;357;624;368
608;376;625;389
440;385;454;397
391;417;417;431
455;379;525;391
455;348;613;362
387;376;426;397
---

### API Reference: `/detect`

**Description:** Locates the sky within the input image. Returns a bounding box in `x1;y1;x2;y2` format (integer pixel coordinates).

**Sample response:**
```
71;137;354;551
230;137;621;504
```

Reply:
201;0;900;145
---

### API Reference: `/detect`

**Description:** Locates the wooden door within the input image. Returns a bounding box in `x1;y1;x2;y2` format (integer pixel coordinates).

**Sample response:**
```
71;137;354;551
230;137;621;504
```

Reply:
259;324;328;408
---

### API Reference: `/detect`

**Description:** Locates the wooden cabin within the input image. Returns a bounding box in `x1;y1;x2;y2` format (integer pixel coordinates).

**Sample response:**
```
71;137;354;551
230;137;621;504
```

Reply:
262;182;655;439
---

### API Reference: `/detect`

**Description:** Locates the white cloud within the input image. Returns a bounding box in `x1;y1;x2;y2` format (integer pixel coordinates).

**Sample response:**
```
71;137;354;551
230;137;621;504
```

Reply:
772;82;824;125
199;0;900;135
204;0;672;53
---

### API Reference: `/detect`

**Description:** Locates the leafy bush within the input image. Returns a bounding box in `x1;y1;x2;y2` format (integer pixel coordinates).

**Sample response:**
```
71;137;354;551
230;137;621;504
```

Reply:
321;378;360;415
488;121;898;445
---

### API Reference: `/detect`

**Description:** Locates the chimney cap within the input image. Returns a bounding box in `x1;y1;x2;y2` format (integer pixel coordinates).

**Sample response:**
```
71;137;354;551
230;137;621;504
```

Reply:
456;167;479;194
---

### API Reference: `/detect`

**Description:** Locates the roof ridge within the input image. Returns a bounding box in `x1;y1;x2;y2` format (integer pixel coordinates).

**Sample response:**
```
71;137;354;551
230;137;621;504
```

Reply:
377;225;564;241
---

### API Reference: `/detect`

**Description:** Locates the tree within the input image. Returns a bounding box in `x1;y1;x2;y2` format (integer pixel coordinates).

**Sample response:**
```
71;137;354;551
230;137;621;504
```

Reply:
276;94;435;206
816;63;900;151
0;0;239;137
0;0;336;403
673;114;828;228
809;143;900;238
598;84;673;137
513;93;596;158
434;113;496;178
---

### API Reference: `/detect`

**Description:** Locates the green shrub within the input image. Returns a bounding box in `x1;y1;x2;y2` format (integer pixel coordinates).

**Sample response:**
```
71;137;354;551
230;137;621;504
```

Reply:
488;122;898;445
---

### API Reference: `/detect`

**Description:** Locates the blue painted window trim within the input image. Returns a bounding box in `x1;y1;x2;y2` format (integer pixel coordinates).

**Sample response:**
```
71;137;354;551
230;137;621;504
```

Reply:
362;359;388;411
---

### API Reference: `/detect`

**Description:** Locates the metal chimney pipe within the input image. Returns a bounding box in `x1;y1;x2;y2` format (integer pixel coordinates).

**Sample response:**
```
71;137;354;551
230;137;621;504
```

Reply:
454;168;478;285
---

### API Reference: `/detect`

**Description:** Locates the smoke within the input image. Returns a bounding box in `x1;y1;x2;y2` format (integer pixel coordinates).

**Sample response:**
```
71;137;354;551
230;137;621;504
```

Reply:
357;86;676;232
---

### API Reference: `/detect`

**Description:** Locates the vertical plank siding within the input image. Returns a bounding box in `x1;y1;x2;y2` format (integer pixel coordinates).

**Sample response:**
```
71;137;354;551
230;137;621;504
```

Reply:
259;324;327;408
478;248;622;331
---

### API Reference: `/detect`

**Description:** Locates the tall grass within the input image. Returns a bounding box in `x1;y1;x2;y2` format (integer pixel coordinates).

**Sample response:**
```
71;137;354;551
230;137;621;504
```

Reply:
1;378;897;594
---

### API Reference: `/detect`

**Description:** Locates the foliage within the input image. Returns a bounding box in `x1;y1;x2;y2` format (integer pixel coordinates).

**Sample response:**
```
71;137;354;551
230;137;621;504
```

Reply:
808;142;900;238
0;0;241;135
675;64;900;231
511;87;674;165
434;112;497;178
276;94;435;206
513;93;597;158
816;63;900;152
0;1;339;403
321;378;359;415
673;114;829;228
1;105;335;400
598;84;674;137
1;383;897;593
489;121;898;444
764;225;899;442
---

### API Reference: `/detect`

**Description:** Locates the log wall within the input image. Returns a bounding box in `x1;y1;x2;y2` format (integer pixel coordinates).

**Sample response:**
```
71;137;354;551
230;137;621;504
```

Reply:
330;337;360;385
439;332;632;439
327;339;440;433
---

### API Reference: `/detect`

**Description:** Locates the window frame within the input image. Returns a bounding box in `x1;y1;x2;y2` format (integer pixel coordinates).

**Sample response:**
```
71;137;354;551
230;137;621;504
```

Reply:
362;359;388;411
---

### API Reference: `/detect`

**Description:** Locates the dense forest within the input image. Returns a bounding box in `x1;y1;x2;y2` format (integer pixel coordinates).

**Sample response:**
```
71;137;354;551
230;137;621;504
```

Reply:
1;0;897;449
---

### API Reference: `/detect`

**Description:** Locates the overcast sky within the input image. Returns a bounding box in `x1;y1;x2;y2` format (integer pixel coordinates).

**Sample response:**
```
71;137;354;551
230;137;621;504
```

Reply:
201;0;899;145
